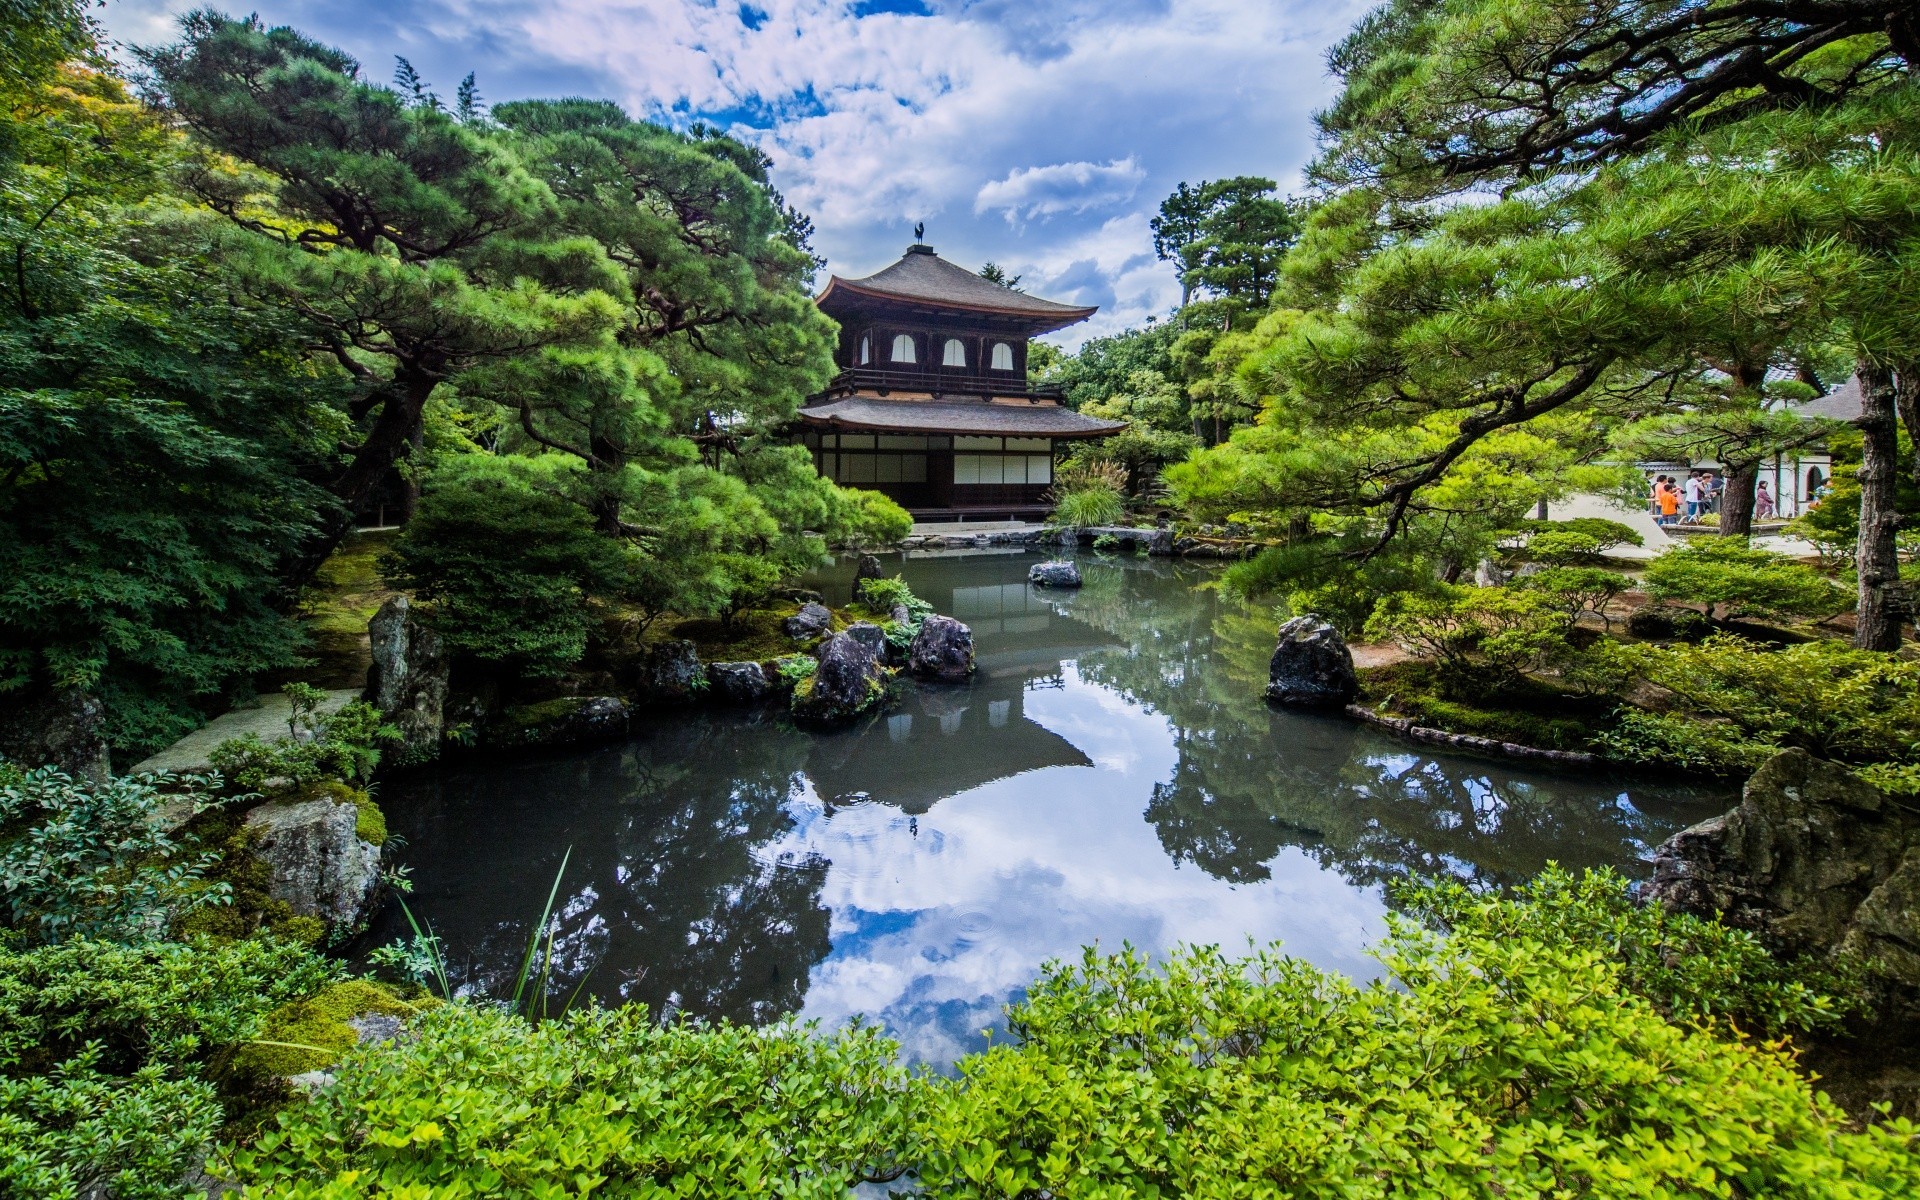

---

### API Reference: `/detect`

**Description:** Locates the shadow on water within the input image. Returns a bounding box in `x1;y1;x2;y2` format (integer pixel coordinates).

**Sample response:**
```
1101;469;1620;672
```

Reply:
361;549;1734;1065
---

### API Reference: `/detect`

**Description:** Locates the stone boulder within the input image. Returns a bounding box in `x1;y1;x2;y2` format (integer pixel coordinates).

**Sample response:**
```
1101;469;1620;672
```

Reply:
365;596;448;766
487;696;632;749
1028;560;1083;589
783;602;835;641
791;632;885;726
908;615;975;682
854;554;885;588
243;794;383;935
844;621;889;661
635;639;703;706
0;687;110;784
1264;615;1359;709
707;661;773;706
1648;748;1920;1014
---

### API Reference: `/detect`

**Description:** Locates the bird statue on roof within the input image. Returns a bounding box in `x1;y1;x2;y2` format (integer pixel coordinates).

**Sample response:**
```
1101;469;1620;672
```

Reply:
913;221;924;240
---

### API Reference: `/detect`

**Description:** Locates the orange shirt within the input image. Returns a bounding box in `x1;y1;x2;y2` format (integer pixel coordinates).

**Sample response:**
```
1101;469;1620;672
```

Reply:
1657;485;1679;515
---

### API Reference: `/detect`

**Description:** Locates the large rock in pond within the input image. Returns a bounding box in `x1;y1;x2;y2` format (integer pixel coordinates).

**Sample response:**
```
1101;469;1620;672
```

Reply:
243;791;383;935
854;554;885;587
791;632;885;726
365;596;448;766
783;602;835;641
0;687;110;784
1264;615;1358;709
707;661;773;706
634;639;702;706
1647;748;1920;1013
487;696;632;749
908;615;975;682
1028;560;1082;589
844;621;889;661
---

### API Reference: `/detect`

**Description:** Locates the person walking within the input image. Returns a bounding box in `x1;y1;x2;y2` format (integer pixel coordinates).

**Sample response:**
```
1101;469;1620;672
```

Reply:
1705;472;1723;515
1755;480;1776;521
1683;472;1704;522
1656;476;1681;526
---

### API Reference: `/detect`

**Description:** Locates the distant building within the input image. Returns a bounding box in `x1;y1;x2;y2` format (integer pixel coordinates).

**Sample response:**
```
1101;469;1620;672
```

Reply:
796;241;1123;521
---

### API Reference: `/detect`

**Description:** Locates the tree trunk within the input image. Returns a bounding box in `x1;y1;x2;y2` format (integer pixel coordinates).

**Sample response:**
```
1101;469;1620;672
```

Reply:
1855;362;1905;649
288;365;440;588
1895;363;1920;490
588;431;627;537
1719;459;1758;538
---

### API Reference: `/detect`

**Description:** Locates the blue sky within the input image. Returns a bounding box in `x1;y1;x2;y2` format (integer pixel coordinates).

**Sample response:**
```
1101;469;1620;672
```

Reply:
101;0;1371;348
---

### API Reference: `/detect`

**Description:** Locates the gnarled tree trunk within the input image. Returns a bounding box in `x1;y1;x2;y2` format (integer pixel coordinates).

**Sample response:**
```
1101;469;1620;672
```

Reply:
1719;459;1758;538
1854;363;1905;649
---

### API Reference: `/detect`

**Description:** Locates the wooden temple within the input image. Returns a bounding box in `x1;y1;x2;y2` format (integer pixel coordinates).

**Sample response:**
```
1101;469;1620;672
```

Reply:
797;241;1123;520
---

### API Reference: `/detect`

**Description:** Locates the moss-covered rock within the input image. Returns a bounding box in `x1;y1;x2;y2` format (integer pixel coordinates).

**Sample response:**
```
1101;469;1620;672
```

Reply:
791;632;886;727
486;695;632;749
229;978;427;1078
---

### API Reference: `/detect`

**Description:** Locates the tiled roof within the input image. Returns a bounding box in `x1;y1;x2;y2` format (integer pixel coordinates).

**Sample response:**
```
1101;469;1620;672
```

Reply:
797;397;1125;439
816;245;1097;332
1794;375;1863;422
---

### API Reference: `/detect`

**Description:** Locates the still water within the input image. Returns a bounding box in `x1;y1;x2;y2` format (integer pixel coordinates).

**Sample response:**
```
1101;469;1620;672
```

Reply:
366;550;1731;1064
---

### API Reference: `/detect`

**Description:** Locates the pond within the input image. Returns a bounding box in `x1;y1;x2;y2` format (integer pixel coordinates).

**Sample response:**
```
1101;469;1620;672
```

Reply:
364;549;1732;1065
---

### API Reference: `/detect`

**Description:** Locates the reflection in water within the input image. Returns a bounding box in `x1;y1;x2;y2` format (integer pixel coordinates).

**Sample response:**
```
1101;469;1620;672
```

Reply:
366;550;1731;1065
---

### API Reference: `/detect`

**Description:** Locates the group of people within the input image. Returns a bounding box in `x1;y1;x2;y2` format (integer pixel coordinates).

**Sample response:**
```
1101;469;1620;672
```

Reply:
1648;470;1780;526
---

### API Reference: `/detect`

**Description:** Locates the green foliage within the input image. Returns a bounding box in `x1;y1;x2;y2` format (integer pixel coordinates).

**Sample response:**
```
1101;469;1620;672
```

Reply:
1522;516;1643;554
0;766;233;944
1365;586;1568;683
1599;635;1920;772
774;655;818;687
1360;660;1610;752
387;457;625;676
1152;177;1301;309
1522;530;1600;565
829;487;913;549
916;893;1917;1198
231;980;423;1079
1396;867;1861;1037
0;936;336;1200
1046;461;1128;529
207;702;399;793
1642;538;1849;623
1040;322;1179;412
1513;565;1633;631
226;1004;918;1197
0;59;337;756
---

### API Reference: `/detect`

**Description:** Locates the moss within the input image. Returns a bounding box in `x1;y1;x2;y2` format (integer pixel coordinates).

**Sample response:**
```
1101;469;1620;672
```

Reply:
230;979;425;1078
1359;660;1617;753
656;602;867;663
293;779;386;846
295;529;401;688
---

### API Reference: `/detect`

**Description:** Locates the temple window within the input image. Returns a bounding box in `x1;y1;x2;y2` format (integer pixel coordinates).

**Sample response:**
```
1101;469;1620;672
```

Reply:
857;334;872;365
942;338;967;368
990;342;1014;371
890;333;916;363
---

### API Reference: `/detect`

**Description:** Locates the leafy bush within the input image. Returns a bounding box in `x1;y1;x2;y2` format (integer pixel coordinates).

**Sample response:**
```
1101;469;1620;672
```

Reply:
226;1004;918;1197
1046;462;1127;529
1521;516;1643;554
828;487;913;549
0;936;335;1200
385;457;627;677
1364;586;1567;684
1597;635;1920;772
1642;538;1847;623
916;904;1917;1198
1396;867;1860;1036
1522;529;1603;564
0;766;233;944
856;576;935;649
1513;565;1633;631
208;701;398;793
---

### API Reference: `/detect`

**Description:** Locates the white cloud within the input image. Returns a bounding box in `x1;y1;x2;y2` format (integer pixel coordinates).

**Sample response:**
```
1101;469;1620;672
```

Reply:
101;0;1376;347
974;157;1144;222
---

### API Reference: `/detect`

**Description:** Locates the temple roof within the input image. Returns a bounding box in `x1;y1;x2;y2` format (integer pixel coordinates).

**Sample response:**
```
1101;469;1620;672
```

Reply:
816;244;1098;334
797;397;1125;439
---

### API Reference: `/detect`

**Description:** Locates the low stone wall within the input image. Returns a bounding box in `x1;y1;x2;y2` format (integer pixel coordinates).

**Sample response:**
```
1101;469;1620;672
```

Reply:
1344;704;1604;768
894;525;1259;557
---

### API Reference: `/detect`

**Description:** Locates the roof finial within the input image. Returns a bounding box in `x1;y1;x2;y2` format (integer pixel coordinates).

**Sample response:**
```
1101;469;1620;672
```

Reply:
913;220;924;241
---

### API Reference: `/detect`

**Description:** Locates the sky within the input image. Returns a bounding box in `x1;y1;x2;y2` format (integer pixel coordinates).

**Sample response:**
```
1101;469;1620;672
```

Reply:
100;0;1373;348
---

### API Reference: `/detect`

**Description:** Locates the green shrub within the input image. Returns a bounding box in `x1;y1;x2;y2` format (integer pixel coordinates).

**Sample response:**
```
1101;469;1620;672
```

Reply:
916;902;1917;1199
208;701;399;793
855;575;935;649
1047;462;1127;529
226;1005;918;1197
829;487;913;548
1642;538;1847;623
1396;867;1861;1036
1364;586;1567;684
1522;529;1603;564
385;456;626;678
0;766;233;944
1521;516;1644;554
0;937;336;1199
1600;634;1920;771
1513;565;1633;631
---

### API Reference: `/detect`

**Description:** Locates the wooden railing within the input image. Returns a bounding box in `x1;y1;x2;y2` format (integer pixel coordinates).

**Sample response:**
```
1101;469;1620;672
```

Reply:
822;367;1065;401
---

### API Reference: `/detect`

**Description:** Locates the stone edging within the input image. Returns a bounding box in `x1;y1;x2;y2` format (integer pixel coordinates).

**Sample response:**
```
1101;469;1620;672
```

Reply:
1343;704;1603;768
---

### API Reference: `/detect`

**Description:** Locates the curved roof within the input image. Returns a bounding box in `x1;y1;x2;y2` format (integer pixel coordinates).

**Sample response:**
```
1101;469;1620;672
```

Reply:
798;397;1125;439
816;245;1098;334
